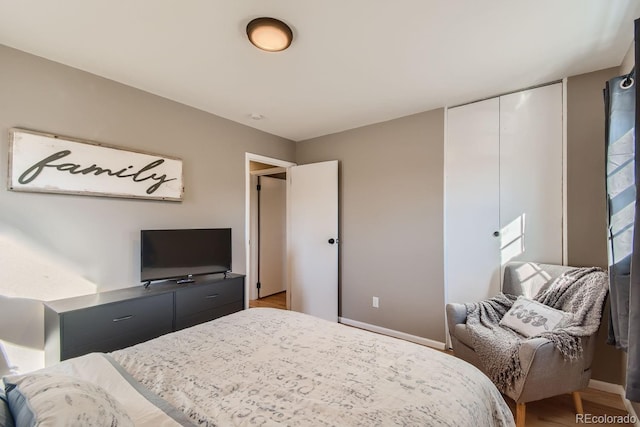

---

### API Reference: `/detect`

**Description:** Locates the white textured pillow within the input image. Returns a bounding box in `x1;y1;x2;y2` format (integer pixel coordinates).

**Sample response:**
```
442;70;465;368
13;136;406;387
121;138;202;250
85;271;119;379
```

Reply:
499;296;569;337
4;373;134;427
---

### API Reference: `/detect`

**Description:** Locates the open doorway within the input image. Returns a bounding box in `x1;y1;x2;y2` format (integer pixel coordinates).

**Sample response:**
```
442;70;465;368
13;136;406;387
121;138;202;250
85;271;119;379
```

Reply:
245;154;339;321
244;154;295;310
251;169;286;302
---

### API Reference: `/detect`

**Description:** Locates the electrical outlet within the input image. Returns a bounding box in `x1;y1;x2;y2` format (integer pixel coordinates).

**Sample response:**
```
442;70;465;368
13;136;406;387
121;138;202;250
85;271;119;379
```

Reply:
372;296;379;308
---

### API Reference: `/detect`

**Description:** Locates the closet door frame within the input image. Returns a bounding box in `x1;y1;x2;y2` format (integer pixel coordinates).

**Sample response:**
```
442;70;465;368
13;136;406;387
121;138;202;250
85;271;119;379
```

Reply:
444;82;567;313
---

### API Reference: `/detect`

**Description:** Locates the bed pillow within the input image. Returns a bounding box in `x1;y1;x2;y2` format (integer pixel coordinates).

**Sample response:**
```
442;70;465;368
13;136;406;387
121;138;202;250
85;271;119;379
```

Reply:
4;373;133;427
0;386;15;427
499;296;570;337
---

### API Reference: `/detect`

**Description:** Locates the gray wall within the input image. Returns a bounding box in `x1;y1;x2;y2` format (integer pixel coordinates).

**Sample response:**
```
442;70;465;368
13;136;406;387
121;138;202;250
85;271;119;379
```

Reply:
0;44;295;371
296;109;446;342
566;68;616;270
620;41;634;75
566;67;626;385
0;44;295;290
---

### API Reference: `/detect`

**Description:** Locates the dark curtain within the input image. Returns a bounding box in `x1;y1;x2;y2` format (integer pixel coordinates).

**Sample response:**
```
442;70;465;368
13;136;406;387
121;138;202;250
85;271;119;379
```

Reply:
605;69;635;355
630;18;640;402
605;18;639;402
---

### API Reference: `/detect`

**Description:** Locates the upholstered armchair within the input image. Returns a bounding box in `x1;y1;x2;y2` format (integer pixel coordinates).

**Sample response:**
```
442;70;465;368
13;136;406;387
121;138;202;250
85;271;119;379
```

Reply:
446;262;602;427
0;343;16;377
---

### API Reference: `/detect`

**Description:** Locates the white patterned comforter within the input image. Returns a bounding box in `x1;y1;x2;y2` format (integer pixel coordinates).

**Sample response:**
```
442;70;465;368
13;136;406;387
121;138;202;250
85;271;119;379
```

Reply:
112;308;514;426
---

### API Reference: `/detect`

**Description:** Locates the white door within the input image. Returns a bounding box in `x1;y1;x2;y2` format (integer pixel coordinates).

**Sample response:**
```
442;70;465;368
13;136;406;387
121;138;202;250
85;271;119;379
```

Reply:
499;83;563;267
288;160;339;322
445;84;564;306
445;98;501;304
259;176;286;297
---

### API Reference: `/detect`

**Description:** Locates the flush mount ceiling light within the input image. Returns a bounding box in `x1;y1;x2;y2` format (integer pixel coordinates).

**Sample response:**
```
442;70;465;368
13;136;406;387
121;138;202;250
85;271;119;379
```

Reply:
246;17;293;52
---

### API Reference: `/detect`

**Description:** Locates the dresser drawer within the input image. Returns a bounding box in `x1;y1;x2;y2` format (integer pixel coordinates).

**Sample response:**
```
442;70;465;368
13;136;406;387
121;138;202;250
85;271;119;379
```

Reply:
175;277;243;317
44;274;245;365
61;293;173;357
175;300;244;330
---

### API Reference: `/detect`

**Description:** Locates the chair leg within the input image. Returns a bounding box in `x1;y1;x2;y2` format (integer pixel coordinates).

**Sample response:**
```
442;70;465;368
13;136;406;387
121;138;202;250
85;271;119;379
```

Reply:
516;402;526;427
572;391;584;414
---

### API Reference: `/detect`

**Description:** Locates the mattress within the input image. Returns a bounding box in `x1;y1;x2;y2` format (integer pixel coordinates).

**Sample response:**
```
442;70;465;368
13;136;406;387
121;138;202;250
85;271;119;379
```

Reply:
2;308;514;426
112;308;514;426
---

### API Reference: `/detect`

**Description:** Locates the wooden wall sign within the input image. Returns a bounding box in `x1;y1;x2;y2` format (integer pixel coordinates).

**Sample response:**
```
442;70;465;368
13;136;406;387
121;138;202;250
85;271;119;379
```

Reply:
8;129;183;201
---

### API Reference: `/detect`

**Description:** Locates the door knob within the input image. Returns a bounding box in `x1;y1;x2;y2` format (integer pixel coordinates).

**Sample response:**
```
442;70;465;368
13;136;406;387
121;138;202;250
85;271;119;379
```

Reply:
493;231;500;237
328;238;336;244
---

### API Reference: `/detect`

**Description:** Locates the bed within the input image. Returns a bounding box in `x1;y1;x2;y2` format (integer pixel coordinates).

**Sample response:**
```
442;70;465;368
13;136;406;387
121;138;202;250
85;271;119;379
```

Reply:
2;308;515;426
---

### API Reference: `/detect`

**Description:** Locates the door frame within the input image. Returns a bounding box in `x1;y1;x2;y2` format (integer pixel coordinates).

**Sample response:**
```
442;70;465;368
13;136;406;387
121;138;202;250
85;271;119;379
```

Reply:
244;153;296;309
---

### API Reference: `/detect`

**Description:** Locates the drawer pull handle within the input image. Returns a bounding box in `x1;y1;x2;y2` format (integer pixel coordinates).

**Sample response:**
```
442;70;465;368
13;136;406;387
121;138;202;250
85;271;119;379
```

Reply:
205;294;219;299
113;315;134;322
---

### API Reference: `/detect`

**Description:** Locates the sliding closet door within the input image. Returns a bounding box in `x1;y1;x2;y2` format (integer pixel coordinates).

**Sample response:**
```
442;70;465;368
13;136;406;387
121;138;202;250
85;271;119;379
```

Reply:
445;83;564;306
499;83;563;267
445;98;501;304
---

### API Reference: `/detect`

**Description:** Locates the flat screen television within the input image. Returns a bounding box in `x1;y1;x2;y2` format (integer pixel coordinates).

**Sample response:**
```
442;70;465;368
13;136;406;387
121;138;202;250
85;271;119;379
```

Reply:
141;228;232;285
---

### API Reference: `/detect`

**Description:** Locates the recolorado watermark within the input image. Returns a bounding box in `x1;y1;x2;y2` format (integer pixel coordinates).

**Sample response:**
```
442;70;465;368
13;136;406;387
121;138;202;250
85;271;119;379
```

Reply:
576;413;638;424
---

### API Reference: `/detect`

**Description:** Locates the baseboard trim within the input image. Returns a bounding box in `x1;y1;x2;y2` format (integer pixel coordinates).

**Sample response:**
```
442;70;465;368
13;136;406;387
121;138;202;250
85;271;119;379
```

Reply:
588;379;625;395
338;317;446;350
588;380;639;427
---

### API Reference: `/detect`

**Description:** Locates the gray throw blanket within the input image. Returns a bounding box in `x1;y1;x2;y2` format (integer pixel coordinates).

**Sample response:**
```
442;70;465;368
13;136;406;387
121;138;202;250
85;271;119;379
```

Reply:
464;267;608;392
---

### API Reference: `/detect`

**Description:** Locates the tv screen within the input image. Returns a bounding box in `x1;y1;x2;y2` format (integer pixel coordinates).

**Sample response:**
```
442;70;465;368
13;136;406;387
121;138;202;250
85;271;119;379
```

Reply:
141;228;232;283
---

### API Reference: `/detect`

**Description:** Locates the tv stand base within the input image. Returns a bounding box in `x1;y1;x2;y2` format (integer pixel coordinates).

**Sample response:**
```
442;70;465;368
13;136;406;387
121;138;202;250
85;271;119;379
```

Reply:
44;274;245;365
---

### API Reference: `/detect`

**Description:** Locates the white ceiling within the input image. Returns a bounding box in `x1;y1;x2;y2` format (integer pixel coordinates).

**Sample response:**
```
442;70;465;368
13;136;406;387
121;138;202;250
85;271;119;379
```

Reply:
0;1;638;142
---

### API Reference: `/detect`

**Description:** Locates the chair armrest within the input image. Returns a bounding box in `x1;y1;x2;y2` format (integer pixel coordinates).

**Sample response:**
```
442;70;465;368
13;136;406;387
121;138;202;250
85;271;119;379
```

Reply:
518;337;552;369
446;303;467;332
512;336;592;403
518;335;594;371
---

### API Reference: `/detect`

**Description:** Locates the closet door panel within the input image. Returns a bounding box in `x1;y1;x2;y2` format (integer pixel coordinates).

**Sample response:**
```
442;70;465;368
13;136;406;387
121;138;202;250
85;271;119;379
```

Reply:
445;98;501;304
499;83;563;267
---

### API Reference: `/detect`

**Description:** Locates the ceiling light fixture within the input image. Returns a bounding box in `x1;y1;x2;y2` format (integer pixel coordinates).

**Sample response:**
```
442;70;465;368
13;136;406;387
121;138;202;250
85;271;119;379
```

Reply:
246;17;293;52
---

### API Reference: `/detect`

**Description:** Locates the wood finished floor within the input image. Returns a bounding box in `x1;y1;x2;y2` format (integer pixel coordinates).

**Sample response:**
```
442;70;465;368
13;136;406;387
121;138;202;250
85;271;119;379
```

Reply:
249;291;286;309
504;388;634;426
248;292;634;426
